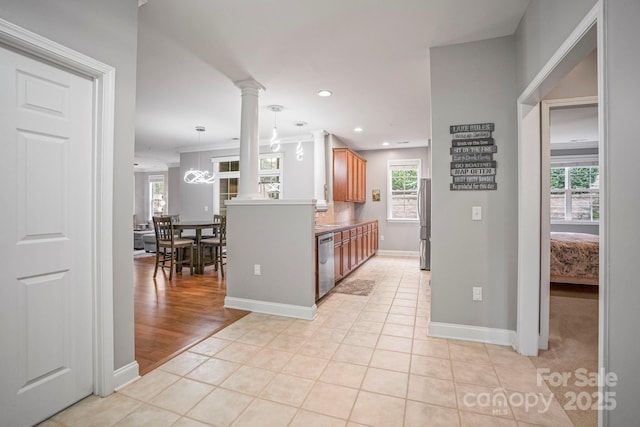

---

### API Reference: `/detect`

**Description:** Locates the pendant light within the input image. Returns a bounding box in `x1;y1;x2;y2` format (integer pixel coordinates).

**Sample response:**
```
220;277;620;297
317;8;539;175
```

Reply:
267;105;283;152
296;140;304;161
184;126;215;184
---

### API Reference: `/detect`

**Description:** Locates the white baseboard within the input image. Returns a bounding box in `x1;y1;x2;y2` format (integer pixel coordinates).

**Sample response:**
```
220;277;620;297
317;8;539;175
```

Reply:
428;322;516;348
225;296;317;320
112;361;140;392
376;250;419;257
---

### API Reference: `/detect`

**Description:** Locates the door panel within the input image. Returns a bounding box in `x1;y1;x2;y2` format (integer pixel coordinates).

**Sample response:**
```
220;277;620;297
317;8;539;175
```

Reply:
1;45;93;426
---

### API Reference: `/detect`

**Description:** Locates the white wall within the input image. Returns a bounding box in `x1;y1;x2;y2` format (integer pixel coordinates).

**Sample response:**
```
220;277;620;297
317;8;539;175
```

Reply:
0;0;138;371
429;36;518;331
355;147;430;252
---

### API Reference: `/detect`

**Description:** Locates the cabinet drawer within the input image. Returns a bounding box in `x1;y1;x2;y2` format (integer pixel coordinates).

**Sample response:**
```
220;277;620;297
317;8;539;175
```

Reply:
350;228;357;238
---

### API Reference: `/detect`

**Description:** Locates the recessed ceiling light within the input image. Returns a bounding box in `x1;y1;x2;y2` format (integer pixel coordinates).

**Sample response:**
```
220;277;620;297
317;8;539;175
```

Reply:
354;127;363;133
318;90;333;97
382;142;390;146
294;121;308;127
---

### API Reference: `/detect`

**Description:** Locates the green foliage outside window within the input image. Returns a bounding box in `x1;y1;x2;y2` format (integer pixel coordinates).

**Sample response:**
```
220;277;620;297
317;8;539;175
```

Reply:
391;169;418;191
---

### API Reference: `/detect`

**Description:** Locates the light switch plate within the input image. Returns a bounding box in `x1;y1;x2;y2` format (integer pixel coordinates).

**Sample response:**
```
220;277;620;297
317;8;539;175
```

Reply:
472;206;482;221
472;286;483;301
254;264;261;275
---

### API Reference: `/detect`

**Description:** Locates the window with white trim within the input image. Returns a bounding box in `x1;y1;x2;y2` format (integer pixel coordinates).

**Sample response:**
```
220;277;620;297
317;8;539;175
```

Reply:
387;159;421;221
550;157;599;222
148;175;166;219
212;154;283;215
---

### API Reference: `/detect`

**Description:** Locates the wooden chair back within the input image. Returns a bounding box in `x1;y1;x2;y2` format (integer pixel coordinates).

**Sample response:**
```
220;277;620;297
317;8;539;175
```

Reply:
214;215;227;244
153;216;174;243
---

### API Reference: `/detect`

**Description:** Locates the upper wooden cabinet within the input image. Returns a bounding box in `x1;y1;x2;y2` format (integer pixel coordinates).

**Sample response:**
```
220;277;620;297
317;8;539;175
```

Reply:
333;147;366;203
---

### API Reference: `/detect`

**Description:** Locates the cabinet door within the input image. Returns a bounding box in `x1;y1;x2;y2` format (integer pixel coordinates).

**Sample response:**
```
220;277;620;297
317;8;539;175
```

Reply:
363;227;370;258
347;151;358;202
356;157;366;202
350;234;358;269
342;234;351;274
332;148;348;202
334;241;342;281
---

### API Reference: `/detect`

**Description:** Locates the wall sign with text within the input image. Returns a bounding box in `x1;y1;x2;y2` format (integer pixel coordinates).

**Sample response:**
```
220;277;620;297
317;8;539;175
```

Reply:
449;123;497;191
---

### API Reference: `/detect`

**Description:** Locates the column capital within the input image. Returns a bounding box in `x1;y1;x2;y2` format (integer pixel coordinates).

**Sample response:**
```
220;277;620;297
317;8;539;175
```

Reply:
234;78;266;93
311;129;328;139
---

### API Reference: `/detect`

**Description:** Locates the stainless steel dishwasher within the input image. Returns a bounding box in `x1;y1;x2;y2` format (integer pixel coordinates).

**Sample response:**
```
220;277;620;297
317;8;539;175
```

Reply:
317;232;335;299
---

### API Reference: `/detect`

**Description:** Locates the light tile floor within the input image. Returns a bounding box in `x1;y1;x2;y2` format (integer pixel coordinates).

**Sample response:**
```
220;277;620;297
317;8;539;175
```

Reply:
42;256;576;427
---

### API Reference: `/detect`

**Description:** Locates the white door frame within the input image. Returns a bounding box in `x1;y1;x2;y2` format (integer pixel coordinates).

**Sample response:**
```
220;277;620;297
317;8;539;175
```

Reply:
516;3;602;356
0;19;116;396
539;96;599;351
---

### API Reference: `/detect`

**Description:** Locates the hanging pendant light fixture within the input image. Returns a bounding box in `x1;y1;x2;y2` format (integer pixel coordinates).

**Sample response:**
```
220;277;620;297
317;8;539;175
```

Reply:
296;140;304;161
184;126;215;184
267;105;283;152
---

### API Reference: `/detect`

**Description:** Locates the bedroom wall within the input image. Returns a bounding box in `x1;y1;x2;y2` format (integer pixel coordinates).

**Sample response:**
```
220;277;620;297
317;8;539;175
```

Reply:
0;0;139;372
429;35;518;331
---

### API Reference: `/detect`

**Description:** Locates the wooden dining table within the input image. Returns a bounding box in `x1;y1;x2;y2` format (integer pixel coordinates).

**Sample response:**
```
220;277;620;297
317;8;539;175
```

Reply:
174;220;220;274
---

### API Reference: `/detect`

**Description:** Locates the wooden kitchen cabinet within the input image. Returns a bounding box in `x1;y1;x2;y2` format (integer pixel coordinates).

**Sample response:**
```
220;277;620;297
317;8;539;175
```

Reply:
333;147;366;203
334;232;343;281
342;231;351;276
316;220;379;299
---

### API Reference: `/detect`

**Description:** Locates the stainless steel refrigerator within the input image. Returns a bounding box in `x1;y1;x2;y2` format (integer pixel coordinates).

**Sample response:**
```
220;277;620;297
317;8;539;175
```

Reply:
418;178;431;270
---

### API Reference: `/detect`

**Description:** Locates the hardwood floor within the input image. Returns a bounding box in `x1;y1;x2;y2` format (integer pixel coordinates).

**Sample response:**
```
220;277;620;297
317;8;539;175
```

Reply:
134;254;248;375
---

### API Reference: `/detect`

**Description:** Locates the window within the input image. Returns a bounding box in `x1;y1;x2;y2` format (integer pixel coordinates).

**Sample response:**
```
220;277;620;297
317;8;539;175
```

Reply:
149;175;166;219
387;159;421;221
213;154;283;215
550;164;599;222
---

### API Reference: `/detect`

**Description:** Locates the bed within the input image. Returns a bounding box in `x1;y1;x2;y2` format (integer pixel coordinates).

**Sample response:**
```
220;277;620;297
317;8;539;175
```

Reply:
550;232;599;285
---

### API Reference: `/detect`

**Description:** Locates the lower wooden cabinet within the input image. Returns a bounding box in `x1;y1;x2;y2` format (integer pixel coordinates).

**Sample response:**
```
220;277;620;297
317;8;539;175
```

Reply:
333;220;378;283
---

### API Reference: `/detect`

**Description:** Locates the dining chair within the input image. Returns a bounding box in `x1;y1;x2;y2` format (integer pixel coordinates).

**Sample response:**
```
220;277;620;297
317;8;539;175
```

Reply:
152;216;194;280
201;215;226;277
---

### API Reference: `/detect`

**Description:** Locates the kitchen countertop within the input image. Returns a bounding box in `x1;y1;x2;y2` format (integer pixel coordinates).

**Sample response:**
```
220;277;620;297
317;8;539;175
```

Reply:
314;219;377;236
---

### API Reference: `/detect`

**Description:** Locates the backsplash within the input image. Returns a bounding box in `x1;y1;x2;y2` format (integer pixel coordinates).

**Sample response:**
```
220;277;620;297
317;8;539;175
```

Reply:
315;202;355;224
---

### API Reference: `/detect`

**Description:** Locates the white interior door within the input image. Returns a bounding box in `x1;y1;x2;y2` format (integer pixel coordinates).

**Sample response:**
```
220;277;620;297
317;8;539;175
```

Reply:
0;44;94;426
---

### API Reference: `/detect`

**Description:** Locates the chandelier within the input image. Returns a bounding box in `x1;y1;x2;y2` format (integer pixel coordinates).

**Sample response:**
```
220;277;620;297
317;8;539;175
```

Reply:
267;105;283;152
184;126;215;184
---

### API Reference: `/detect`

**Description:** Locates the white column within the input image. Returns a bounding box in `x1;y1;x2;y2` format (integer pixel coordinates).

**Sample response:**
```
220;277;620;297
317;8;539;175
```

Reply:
313;130;328;210
234;79;265;199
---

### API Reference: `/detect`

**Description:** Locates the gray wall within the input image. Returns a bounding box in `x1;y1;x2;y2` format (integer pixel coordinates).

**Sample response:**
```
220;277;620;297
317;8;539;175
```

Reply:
226;201;315;308
167;166;181;215
514;0;598;94
430;36;518;330
601;1;640;424
0;1;138;370
179;143;315;221
355;147;430;252
516;1;640;422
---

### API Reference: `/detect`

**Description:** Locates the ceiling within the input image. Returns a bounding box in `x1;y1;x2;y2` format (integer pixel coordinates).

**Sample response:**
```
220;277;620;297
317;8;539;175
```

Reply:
134;0;530;171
